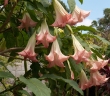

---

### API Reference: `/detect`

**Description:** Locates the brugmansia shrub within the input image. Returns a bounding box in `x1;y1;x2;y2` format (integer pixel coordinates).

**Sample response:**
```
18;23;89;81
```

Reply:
0;0;109;96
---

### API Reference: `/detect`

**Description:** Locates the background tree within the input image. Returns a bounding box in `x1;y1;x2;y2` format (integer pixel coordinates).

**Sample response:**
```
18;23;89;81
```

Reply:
91;8;110;41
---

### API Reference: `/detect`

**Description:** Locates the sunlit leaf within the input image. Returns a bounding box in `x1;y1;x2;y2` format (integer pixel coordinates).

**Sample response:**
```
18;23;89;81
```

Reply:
19;76;51;96
95;35;110;45
40;74;83;95
67;0;76;12
69;58;82;78
0;71;14;78
76;25;98;33
79;0;83;4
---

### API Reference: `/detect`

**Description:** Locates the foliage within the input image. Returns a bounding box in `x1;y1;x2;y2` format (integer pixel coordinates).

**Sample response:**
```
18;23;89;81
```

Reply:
0;0;109;96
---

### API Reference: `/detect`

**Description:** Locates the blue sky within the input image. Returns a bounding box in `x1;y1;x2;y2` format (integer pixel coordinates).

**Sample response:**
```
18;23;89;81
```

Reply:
61;0;110;26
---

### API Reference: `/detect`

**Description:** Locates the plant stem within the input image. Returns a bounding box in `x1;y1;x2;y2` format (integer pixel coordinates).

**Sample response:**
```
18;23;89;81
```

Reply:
0;83;22;94
0;46;44;55
24;59;27;73
0;3;17;32
95;86;98;96
1;80;7;89
86;88;89;96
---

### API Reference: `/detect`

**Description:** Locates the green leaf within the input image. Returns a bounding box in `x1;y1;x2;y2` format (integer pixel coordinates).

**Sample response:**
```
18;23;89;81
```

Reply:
95;35;110;45
27;9;38;22
18;90;30;96
89;44;101;49
0;15;6;22
40;0;51;7
40;74;83;95
76;25;98;33
8;51;17;62
69;58;82;78
67;0;76;12
17;30;29;47
36;0;50;7
0;71;14;78
64;62;71;79
0;62;10;71
91;48;103;59
36;2;47;14
76;36;90;51
3;31;16;48
79;0;83;4
19;76;51;96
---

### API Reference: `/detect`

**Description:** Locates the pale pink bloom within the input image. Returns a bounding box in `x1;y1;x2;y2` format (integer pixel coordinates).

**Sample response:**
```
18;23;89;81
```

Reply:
79;70;90;90
86;57;108;72
4;0;8;6
36;19;56;48
18;32;37;62
51;0;71;27
71;34;91;64
18;13;37;31
45;39;69;68
88;71;108;86
67;5;90;25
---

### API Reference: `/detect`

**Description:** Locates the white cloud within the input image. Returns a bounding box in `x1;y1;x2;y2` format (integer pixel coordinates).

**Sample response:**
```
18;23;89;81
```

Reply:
77;19;93;26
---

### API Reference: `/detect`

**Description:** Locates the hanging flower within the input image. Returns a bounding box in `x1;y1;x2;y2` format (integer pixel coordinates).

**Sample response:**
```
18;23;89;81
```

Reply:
51;0;71;27
45;39;69;68
18;13;37;31
88;71;108;86
36;19;56;48
18;32;37;62
67;5;90;25
86;57;108;72
79;70;90;90
71;34;91;64
4;0;8;6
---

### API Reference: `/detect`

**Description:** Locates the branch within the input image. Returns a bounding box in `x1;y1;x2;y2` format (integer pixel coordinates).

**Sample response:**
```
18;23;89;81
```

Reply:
0;46;44;55
0;27;12;33
1;81;7;90
0;3;17;32
0;83;22;95
1;53;26;61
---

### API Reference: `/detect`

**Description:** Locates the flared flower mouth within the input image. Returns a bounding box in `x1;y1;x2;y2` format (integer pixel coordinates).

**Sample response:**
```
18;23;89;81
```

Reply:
18;13;37;31
36;19;56;48
71;34;91;63
88;71;108;86
86;57;108;72
45;39;69;68
18;32;37;62
67;5;90;25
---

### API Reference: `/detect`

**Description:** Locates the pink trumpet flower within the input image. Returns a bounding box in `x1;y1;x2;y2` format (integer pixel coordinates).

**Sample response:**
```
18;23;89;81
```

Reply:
36;19;56;48
4;0;8;6
51;0;71;27
18;32;37;62
88;71;108;86
86;57;108;72
79;70;90;90
67;5;90;25
45;39;69;68
18;13;37;31
71;34;91;64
